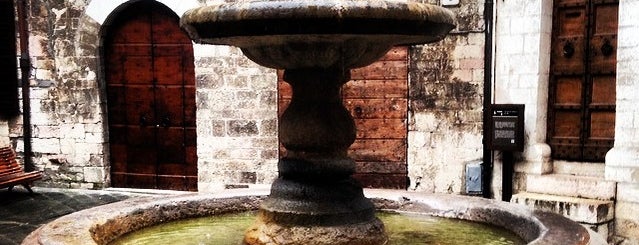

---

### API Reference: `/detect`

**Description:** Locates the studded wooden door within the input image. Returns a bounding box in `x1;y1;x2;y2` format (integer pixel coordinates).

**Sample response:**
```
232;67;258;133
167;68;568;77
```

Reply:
105;1;197;191
548;0;617;162
278;47;409;189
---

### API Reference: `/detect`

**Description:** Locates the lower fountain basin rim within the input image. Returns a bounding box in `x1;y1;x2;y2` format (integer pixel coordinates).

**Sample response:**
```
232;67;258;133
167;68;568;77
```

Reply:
22;188;602;245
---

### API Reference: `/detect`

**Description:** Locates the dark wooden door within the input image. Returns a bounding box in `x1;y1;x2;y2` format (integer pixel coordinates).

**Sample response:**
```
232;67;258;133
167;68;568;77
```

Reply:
548;0;617;161
105;1;197;191
278;47;409;189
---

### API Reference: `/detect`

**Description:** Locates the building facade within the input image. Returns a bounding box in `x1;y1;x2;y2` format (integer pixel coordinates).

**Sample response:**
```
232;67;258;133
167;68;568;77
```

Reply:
0;0;637;243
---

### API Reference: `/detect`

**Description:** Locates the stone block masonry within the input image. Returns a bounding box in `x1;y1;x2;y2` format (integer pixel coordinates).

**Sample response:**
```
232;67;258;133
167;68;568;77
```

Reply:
195;45;279;192
7;0;109;190
403;0;487;196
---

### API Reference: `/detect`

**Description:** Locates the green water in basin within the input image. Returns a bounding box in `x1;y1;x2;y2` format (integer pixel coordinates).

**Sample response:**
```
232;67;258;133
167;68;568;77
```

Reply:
111;211;525;245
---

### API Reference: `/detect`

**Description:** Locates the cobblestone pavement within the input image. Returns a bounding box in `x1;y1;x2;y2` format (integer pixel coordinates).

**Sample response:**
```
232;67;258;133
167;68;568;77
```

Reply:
0;187;173;245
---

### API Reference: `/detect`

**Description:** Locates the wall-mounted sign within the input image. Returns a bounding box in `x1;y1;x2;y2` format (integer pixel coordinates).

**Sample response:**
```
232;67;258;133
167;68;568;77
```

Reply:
488;104;524;152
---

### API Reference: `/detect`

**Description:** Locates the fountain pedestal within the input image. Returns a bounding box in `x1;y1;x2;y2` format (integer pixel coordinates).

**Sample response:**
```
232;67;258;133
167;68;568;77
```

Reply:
244;68;386;244
180;1;455;244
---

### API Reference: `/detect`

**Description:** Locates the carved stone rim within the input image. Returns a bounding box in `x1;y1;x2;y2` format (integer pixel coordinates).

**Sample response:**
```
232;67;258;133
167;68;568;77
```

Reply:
180;0;456;47
22;189;601;245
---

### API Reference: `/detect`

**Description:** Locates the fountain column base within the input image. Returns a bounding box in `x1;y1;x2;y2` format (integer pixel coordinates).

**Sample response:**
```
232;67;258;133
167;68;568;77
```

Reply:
244;214;386;245
244;157;388;245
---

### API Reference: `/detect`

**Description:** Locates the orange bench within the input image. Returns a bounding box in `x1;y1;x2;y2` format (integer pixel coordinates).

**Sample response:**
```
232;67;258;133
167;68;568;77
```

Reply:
0;146;42;193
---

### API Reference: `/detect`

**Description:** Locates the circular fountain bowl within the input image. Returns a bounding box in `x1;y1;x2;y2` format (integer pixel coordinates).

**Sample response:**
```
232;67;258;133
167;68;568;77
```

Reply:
22;188;605;245
180;0;456;69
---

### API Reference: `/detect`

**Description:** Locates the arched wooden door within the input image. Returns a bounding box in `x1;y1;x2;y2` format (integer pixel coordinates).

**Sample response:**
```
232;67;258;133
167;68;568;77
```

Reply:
104;1;197;191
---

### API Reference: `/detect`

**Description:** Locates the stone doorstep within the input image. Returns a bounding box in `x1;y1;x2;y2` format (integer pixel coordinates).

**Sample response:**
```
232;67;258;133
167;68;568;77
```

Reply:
511;192;615;224
526;174;616;200
583;221;614;243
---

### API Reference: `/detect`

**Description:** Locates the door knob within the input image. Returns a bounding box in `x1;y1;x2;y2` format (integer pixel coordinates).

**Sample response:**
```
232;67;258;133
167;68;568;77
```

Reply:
562;41;575;58
161;116;170;127
600;39;614;57
139;115;147;126
354;107;363;116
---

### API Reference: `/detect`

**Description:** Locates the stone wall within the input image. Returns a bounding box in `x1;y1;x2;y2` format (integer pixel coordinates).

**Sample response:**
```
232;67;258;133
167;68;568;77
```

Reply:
407;0;485;194
493;0;553;197
0;121;8;146
4;0;279;191
605;0;639;243
9;0;107;189
193;44;278;192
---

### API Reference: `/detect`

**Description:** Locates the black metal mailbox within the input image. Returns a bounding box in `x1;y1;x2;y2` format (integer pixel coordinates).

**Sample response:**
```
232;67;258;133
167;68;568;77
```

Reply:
488;104;524;152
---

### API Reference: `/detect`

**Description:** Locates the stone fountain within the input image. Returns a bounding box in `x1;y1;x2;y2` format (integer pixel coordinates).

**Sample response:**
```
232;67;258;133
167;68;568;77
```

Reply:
21;1;606;245
180;1;454;244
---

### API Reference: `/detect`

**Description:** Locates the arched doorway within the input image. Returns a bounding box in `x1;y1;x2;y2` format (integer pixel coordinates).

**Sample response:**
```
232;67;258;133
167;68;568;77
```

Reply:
103;1;197;191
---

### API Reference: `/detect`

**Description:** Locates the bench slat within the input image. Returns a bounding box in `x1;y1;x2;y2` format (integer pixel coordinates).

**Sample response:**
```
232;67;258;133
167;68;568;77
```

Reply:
0;146;42;193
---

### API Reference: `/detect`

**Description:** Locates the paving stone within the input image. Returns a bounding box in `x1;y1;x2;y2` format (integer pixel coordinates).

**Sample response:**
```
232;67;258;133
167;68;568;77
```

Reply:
0;187;146;244
0;234;18;245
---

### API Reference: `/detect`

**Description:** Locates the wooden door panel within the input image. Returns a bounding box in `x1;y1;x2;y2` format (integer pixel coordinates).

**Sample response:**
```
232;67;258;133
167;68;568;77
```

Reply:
351;60;408;80
127;174;156;189
591;75;615;105
185;145;198;174
344;98;407;119
589;36;617;73
127;147;157;173
349;139;406;162
590;2;618;73
342;80;407;99
552;38;586;74
112;44;153;56
355;161;407;174
184;87;197;126
379;47;408;61
354;119;406;139
110;17;151;44
553;111;582;138
157;128;185;164
592;1;618;35
152;9;192;44
552;4;587;74
555;76;583;105
125;86;155;126
156;86;184;127
107;85;126;125
589;112;615;138
556;0;587;5
552;144;582;160
110;144;127;173
154;57;185;85
123;56;153;84
157;176;188;190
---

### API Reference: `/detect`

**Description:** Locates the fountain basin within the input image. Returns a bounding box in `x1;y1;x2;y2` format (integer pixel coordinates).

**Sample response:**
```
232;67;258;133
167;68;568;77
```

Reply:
180;0;455;69
22;188;604;245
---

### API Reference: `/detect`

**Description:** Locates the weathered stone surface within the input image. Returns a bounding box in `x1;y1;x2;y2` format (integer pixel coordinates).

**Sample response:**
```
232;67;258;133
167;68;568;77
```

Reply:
526;174;617;200
407;30;484;194
511;192;615;224
23;189;603;245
